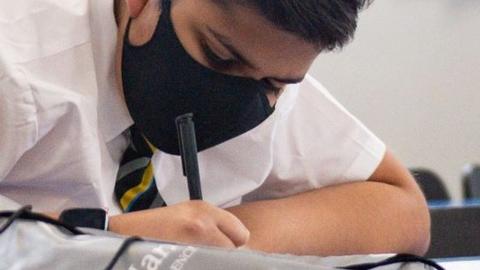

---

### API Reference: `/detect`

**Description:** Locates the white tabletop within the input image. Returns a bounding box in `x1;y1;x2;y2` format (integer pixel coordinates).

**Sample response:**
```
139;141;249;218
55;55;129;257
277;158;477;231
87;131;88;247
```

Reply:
437;257;480;270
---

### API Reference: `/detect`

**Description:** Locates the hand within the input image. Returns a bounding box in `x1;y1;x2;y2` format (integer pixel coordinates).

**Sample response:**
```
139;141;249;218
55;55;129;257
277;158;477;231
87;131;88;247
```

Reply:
108;200;250;249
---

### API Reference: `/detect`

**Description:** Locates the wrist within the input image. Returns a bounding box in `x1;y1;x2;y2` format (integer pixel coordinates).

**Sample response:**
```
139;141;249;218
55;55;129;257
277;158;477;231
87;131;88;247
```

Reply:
107;213;133;234
107;214;121;233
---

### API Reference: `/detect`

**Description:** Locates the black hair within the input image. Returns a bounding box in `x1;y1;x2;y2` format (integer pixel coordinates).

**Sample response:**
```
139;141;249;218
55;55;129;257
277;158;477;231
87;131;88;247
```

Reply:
238;0;373;51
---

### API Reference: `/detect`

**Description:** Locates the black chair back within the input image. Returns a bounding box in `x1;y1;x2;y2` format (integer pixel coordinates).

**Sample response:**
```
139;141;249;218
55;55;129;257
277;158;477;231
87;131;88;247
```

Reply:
463;164;480;199
410;168;450;201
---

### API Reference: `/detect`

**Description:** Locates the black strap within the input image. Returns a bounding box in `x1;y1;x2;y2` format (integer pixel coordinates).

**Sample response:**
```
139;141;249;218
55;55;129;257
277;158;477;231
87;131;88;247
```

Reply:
0;205;32;233
0;206;83;235
161;0;171;14
339;254;445;270
104;236;143;270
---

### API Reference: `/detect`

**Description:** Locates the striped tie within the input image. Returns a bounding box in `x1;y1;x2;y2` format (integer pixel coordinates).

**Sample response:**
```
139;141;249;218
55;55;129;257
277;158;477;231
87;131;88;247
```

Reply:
114;126;166;212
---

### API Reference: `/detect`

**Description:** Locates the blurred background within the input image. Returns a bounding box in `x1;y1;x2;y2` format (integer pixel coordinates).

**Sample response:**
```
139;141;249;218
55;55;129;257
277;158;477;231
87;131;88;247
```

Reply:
310;0;480;201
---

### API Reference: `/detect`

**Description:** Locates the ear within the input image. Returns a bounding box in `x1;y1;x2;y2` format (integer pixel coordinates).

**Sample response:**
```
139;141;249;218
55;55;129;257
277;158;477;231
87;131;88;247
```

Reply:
126;0;149;18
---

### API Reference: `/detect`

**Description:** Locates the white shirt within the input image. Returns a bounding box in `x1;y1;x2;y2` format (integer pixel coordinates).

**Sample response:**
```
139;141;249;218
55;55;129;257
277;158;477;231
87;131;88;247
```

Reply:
0;0;385;215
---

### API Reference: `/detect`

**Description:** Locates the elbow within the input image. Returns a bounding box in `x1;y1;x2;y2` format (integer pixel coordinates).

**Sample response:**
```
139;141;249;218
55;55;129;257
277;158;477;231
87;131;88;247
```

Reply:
405;191;431;256
410;214;431;256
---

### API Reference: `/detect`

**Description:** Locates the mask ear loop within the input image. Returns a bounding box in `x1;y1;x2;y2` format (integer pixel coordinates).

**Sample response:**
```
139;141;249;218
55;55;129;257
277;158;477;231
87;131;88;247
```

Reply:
161;0;172;14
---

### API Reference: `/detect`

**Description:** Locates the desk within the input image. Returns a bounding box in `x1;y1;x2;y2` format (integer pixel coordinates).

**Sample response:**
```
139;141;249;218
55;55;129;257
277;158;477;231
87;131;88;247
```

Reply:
436;257;480;270
426;202;480;258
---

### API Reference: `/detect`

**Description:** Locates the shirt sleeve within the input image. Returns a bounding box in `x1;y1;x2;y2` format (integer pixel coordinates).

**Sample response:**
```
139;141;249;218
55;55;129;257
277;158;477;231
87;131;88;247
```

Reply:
0;58;38;209
243;74;386;202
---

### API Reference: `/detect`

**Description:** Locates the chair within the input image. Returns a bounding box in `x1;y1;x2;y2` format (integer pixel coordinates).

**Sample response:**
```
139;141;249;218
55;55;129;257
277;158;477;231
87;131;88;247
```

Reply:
462;164;480;200
410;168;450;201
427;205;480;258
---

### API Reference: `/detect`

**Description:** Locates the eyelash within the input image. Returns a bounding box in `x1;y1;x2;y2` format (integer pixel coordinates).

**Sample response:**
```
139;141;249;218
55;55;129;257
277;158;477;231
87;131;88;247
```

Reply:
202;43;237;70
201;41;282;95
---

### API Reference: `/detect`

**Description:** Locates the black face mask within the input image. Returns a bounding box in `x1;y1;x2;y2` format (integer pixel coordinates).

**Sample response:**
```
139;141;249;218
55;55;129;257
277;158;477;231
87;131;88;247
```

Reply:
122;0;274;155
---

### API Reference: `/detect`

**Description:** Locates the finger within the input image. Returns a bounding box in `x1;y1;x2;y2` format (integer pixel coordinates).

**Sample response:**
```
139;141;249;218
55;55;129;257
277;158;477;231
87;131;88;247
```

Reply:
203;227;237;249
215;211;250;247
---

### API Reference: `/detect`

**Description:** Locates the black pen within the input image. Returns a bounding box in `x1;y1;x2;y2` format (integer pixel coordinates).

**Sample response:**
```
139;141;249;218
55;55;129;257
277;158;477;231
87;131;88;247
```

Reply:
175;113;203;200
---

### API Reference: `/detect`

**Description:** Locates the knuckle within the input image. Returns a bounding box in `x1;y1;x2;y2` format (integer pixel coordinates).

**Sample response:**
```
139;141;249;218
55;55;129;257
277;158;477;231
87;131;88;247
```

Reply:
182;218;209;236
192;200;211;211
183;200;210;213
241;232;250;246
239;227;250;242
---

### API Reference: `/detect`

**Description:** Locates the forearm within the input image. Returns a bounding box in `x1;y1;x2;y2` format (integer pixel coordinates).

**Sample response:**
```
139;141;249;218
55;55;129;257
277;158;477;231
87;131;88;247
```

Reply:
227;180;430;256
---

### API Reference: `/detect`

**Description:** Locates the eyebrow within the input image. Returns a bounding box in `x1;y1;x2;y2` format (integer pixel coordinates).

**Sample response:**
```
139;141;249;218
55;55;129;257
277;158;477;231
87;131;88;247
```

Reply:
206;26;258;70
206;26;306;85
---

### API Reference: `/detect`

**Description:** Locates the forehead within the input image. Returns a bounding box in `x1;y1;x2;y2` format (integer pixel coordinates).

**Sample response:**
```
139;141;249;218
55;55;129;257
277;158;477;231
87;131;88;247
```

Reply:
187;0;319;75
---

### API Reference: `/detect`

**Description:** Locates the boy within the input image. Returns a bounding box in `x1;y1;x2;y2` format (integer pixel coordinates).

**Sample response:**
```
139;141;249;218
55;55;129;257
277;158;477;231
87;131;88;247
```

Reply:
0;0;430;255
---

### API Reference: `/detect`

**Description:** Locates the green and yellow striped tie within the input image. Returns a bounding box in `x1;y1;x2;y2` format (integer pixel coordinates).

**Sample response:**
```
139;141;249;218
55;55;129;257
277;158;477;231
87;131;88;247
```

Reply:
114;126;166;212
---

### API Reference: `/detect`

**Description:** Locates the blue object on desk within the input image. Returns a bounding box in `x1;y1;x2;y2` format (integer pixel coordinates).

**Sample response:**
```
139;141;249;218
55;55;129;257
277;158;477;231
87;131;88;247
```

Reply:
428;199;480;209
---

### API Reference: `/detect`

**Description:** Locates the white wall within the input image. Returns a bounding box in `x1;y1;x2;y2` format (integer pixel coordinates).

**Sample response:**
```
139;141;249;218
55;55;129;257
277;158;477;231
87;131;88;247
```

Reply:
310;0;480;199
